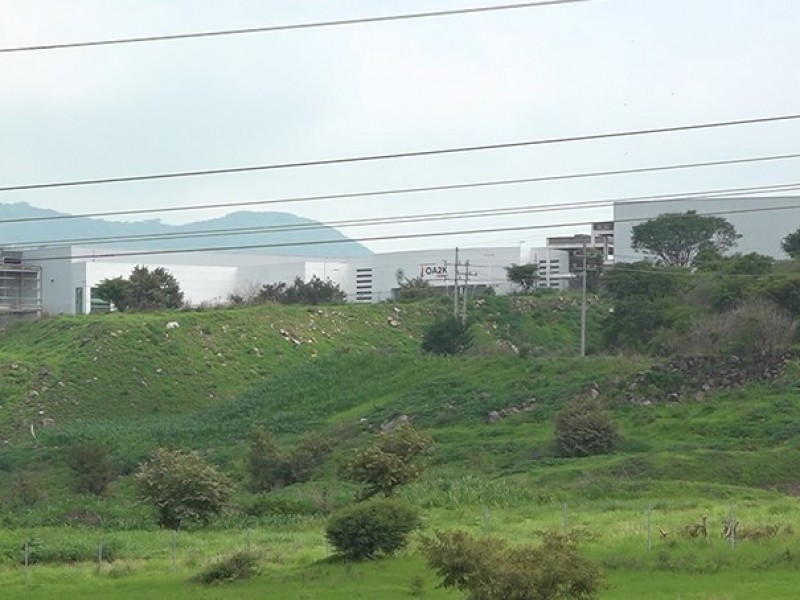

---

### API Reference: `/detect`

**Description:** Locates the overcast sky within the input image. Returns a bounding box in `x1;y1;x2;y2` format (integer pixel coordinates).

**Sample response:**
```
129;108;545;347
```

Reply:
1;0;799;253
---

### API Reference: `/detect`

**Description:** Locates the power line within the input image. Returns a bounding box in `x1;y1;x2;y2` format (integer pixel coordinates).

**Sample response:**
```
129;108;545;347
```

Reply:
3;151;800;225
0;1;589;54
21;190;800;262
3;114;800;193
8;181;800;251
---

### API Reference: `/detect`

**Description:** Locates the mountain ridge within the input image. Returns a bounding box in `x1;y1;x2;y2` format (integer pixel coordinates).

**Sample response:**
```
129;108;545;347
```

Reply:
0;202;372;258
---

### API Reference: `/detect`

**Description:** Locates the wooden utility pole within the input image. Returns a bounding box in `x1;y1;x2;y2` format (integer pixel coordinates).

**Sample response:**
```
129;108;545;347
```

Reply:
453;247;460;319
580;241;587;358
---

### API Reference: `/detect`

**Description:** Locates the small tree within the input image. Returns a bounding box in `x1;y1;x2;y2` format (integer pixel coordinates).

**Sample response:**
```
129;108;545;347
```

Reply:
247;428;330;492
506;263;538;293
96;266;184;311
134;448;232;530
343;424;433;500
65;443;116;496
421;317;473;356
421;530;602;600
782;226;800;259
554;396;621;458
325;499;420;560
631;211;740;267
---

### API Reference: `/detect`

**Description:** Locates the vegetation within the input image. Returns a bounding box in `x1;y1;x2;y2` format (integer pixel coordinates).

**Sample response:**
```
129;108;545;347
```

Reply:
421;316;473;355
325;499;420;560
231;276;346;305
554;396;621;458
505;263;538;292
343;424;434;500
64;442;116;496
2;267;800;597
191;550;261;585
630;210;740;267
422;530;602;600
134;448;233;530
96;265;184;311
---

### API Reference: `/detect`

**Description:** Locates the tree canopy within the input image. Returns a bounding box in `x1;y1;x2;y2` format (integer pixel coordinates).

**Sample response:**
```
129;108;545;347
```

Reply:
781;226;800;259
95;265;184;311
505;263;538;292
631;210;740;267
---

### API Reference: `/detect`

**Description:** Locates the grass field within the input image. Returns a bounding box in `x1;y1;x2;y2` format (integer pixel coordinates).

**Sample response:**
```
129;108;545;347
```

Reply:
1;294;799;597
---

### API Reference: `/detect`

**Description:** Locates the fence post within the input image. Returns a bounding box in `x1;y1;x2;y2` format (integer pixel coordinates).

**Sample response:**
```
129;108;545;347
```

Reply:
24;540;30;585
730;506;736;549
171;530;177;573
647;503;653;551
247;528;252;552
97;538;103;575
562;503;569;535
482;506;491;535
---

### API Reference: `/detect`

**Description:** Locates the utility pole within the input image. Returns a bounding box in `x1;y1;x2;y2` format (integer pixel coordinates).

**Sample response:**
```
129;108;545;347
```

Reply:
453;247;460;319
575;240;599;358
580;241;587;358
461;260;470;324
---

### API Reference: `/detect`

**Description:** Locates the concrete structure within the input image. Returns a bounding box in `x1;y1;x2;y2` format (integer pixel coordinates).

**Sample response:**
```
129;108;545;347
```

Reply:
17;245;534;315
614;197;800;262
0;249;41;327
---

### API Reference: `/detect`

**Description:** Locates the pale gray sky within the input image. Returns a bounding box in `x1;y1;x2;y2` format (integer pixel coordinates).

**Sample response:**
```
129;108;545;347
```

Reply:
1;0;799;252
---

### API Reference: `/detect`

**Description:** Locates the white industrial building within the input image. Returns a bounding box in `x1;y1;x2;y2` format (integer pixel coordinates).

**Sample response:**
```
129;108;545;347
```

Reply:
614;197;800;262
9;245;547;316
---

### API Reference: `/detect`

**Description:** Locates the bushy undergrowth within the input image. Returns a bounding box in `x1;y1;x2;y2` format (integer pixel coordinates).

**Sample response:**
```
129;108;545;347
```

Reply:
191;550;261;584
325;499;420;560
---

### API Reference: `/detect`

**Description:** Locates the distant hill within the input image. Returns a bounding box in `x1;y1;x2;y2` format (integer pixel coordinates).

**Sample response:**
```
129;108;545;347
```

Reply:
0;202;372;257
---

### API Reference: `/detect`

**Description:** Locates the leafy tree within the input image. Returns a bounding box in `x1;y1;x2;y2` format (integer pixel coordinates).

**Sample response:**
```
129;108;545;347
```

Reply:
127;266;184;310
343;423;433;500
782;226;800;258
421;530;602;600
325;499;420;561
554;396;621;458
505;263;538;293
421;317;473;356
631;210;740;267
96;266;184;311
94;277;131;310
65;443;116;496
600;262;688;350
134;448;232;530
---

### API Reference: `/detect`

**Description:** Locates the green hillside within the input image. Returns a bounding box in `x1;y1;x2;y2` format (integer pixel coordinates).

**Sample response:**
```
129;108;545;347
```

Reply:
1;293;800;598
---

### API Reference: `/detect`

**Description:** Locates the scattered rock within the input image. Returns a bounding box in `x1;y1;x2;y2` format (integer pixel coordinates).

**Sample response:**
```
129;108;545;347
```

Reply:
386;317;401;327
165;321;180;330
381;414;411;432
41;418;55;428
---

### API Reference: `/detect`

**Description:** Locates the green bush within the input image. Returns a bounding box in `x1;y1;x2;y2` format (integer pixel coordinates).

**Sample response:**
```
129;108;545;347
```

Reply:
134;448;233;530
554;397;621;458
421;317;473;356
343;424;433;499
247;428;332;493
191;550;260;585
325;498;420;560
244;493;326;517
65;443;116;496
421;530;602;600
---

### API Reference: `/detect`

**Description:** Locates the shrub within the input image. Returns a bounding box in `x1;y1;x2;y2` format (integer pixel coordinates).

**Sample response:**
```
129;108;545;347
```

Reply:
247;428;331;493
422;317;473;356
65;443;116;496
191;550;260;585
134;448;233;530
554;397;621;458
421;530;602;600
680;299;796;365
244;493;326;518
343;423;433;500
325;498;420;560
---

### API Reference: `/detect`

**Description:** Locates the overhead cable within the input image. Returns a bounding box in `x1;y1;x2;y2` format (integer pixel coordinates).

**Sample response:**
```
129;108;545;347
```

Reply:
2;151;800;224
0;1;589;54
3;114;800;193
